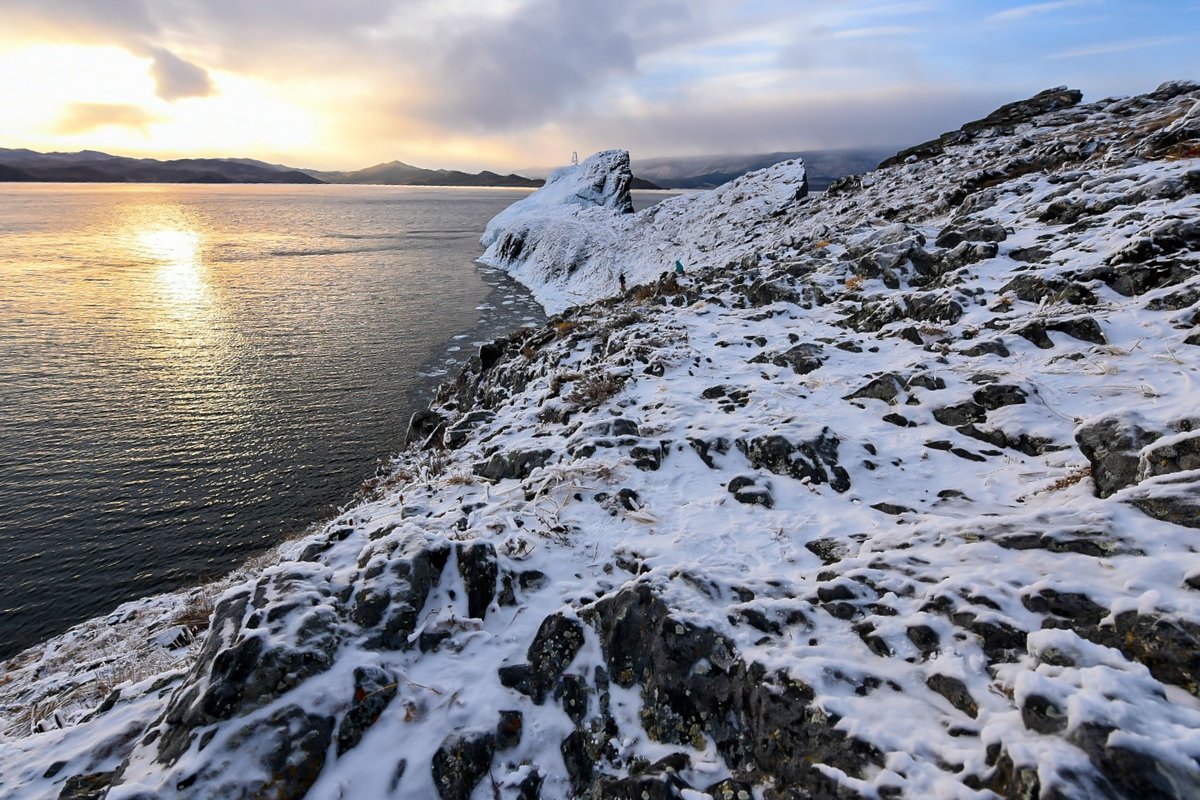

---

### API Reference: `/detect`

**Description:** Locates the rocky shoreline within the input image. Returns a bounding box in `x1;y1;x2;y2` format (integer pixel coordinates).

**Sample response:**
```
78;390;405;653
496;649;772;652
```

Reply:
2;81;1199;799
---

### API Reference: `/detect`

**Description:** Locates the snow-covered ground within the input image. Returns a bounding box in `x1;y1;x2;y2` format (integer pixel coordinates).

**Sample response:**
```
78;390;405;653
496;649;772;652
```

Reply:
2;82;1199;800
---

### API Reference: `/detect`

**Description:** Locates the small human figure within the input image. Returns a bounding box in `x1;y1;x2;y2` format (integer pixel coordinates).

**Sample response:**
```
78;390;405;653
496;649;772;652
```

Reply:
674;259;685;275
619;273;627;292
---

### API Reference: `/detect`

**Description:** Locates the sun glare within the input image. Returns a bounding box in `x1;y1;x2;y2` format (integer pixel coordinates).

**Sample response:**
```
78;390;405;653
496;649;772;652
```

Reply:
139;227;207;310
0;42;319;159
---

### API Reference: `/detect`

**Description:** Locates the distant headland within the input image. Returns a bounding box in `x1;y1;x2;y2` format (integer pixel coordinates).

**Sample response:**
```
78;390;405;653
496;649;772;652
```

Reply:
0;146;896;190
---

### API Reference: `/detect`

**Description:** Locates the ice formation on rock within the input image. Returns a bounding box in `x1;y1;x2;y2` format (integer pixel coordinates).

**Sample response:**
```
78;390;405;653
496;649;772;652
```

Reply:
480;149;808;314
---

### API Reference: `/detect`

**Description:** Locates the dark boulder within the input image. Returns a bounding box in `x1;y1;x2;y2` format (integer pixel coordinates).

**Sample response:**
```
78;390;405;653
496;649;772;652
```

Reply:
584;584;881;794
933;401;987;427
926;674;978;719
737;431;851;492
57;772;116;800
363;536;450;651
960;339;1011;358
1075;415;1161;497
1020;693;1067;734
844;373;903;404
972;383;1027;410
1137;431;1200;481
495;710;523;751
751;342;826;375
935;220;1008;248
1046;316;1107;344
999;275;1096;305
1127;473;1200;529
336;666;397;755
727;475;774;508
456;541;497;619
499;612;586;704
226;705;335;800
406;409;446;448
473;449;555;481
431;732;496;800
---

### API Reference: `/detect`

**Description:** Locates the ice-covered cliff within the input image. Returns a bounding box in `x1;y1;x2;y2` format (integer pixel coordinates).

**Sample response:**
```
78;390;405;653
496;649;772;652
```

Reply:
479;149;808;313
3;82;1200;800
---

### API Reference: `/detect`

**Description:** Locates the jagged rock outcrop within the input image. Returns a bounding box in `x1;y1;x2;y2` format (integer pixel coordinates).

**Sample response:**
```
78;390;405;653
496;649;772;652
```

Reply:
479;150;808;314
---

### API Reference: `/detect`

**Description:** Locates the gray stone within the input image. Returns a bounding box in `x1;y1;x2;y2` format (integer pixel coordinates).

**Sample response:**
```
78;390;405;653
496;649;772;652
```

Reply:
1020;693;1067;734
57;772;116;800
1075;415;1161;497
1137;431;1200;482
222;705;335;800
736;429;851;492
972;383;1027;410
432;731;496;800
500;613;586;704
584;584;881;793
844;373;903;404
474;448;555;481
727;475;774;508
336;666;397;755
926;674;978;719
456;541;497;619
1128;473;1200;529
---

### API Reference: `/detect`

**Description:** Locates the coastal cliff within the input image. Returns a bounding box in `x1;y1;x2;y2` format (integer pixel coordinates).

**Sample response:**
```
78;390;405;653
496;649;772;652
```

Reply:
3;81;1200;799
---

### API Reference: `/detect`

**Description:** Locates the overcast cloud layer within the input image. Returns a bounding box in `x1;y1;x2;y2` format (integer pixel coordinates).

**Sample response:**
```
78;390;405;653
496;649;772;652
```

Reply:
0;0;1194;169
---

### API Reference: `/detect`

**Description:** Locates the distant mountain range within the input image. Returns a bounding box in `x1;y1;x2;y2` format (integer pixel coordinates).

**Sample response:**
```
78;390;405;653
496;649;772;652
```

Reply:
0;148;321;184
0;146;894;190
304;160;543;187
630;149;895;191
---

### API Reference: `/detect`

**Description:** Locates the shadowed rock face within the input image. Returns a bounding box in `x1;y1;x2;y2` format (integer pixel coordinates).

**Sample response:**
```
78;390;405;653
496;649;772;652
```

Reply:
580;583;882;795
878;87;1085;169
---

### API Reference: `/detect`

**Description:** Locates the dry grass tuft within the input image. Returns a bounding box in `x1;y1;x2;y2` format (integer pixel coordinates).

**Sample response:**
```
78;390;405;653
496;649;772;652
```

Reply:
1018;465;1093;501
173;592;215;640
844;274;865;291
565;371;626;408
549;370;583;396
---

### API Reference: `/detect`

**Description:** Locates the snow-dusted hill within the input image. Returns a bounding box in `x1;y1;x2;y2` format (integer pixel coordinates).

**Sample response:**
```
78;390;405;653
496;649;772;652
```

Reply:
2;82;1199;800
479;149;808;314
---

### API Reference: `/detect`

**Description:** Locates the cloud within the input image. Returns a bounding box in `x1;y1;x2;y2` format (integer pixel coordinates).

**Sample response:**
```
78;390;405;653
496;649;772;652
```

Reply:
831;26;921;39
561;84;1014;158
150;47;213;99
1046;35;1191;59
1;0;214;101
57;102;159;133
412;0;647;131
987;1;1090;23
0;0;156;44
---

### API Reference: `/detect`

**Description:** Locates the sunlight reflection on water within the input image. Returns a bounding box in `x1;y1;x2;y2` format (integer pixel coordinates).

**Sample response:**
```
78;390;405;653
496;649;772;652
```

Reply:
142;227;206;308
0;183;549;658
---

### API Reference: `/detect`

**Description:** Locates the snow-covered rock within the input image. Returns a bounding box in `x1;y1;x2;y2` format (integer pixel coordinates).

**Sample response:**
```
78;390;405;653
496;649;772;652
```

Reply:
479;149;808;314
4;81;1200;800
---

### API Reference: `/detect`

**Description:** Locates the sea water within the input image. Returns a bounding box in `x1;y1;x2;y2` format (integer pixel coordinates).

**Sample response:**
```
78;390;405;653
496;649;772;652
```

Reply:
0;183;558;658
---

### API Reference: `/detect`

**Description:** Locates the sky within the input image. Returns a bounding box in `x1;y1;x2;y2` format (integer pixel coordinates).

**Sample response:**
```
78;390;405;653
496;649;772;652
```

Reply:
0;0;1194;171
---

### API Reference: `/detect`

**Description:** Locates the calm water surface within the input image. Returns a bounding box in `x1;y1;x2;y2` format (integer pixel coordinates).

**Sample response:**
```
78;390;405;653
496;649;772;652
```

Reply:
0;183;553;659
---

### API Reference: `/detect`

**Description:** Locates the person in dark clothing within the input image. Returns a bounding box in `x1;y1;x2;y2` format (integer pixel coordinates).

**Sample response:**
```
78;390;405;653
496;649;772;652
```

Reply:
619;273;627;292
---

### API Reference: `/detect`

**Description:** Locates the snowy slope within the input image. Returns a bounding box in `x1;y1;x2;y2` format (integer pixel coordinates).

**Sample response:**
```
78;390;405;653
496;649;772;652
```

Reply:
479;150;808;314
2;82;1200;800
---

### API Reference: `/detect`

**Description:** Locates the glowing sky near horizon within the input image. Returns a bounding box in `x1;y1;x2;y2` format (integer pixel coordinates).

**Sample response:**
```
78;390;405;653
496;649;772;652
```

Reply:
0;0;1194;171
